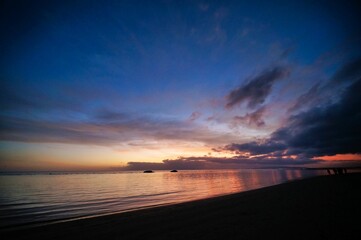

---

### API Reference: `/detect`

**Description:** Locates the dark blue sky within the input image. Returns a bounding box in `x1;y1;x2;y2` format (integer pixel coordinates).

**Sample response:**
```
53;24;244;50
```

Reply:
1;0;360;171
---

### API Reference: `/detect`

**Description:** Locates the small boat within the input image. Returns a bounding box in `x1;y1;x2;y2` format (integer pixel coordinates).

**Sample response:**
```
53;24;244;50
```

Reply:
143;170;154;173
170;170;178;172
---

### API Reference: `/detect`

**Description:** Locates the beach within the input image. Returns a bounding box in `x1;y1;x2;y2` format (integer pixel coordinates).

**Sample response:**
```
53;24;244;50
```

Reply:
2;173;360;240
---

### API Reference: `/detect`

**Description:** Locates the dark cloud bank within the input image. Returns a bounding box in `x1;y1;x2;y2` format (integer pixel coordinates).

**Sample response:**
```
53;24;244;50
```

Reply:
227;59;361;159
223;59;361;165
119;156;319;171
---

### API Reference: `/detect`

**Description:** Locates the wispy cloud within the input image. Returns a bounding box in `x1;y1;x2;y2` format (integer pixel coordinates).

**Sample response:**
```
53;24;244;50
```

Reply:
288;83;321;113
189;111;202;121
0;109;240;146
232;106;266;127
225;66;290;109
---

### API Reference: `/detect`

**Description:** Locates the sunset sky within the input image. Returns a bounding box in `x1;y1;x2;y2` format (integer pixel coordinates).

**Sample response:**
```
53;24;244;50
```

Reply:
1;0;360;171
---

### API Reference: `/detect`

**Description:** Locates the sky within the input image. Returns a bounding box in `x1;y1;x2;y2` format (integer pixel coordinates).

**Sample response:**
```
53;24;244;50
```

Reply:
1;0;361;171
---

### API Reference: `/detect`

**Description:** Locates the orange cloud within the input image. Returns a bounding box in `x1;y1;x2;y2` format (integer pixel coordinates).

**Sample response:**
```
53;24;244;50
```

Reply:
315;154;361;161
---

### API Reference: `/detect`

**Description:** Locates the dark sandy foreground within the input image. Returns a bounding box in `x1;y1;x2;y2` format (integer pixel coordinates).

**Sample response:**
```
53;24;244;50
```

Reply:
2;173;361;240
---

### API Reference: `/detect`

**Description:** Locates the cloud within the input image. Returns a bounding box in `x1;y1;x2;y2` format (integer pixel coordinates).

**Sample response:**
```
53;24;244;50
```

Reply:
123;159;208;170
288;83;321;113
119;155;322;170
0;78;106;113
330;57;361;84
0;108;240;146
282;78;361;157
225;66;289;109
224;63;361;159
289;57;361;113
224;140;286;155
189;111;202;121
94;109;128;121
232;106;266;127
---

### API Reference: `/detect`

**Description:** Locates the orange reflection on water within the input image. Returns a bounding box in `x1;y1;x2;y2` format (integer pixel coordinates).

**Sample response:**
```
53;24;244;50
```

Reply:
282;169;302;181
161;169;312;201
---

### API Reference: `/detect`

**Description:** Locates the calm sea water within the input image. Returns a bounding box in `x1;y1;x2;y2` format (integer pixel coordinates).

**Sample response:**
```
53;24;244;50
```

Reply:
0;169;324;228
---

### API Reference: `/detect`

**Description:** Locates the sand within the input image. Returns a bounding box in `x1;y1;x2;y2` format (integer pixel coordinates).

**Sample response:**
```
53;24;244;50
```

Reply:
2;173;361;240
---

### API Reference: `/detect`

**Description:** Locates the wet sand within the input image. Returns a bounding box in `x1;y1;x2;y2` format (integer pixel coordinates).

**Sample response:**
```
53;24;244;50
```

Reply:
2;173;361;240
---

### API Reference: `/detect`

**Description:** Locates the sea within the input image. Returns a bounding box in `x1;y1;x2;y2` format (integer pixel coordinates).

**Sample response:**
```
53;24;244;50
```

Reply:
0;169;325;229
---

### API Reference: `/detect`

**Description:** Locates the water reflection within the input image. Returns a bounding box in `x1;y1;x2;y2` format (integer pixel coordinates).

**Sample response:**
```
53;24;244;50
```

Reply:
0;169;323;228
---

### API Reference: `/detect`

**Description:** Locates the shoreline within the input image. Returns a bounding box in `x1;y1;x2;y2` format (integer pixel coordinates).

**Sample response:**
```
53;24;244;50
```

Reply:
3;173;361;239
